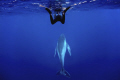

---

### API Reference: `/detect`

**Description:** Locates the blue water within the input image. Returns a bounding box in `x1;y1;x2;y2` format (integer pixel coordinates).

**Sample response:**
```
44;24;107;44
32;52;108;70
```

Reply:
0;0;120;80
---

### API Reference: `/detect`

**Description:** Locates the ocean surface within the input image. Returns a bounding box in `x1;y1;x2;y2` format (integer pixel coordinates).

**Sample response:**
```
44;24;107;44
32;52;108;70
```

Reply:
0;0;120;80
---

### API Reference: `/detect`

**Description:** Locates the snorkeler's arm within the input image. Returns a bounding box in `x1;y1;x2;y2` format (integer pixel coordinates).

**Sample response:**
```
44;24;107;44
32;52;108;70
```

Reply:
39;4;52;14
45;7;52;14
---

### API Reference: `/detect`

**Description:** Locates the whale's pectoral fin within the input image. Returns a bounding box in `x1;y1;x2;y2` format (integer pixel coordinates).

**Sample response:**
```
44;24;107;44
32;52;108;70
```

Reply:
67;43;71;56
54;47;57;57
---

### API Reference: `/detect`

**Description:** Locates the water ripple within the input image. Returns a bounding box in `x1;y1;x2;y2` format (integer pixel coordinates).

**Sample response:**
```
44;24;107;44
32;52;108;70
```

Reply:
0;0;120;15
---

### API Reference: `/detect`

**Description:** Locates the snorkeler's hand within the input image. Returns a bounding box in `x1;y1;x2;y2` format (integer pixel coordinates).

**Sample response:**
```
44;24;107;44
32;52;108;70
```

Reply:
39;4;45;7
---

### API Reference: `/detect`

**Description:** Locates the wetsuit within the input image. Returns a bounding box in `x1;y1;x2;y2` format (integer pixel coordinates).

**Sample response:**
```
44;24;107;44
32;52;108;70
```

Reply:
45;6;70;24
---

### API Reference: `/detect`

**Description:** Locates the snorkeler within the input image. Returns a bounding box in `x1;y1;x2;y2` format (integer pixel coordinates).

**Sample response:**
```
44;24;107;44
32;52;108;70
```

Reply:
45;6;71;24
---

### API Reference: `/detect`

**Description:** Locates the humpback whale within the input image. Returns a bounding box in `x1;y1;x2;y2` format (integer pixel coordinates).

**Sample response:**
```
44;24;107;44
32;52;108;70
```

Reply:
54;34;71;78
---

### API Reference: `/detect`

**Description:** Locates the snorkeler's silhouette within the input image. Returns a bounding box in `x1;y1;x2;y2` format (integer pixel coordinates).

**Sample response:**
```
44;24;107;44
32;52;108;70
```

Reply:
45;6;71;24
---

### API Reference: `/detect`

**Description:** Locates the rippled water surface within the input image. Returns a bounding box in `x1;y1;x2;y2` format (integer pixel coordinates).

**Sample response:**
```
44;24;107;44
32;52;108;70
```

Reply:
0;0;120;14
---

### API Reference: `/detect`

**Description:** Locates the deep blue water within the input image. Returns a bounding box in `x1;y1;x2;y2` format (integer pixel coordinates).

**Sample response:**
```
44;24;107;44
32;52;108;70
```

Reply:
0;0;120;80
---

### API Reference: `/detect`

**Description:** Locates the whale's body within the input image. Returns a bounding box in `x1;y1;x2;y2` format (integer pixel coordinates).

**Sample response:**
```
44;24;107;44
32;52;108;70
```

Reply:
55;34;71;78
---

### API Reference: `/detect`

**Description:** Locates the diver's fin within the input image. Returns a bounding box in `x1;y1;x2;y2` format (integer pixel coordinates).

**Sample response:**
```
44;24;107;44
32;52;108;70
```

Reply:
56;68;71;78
67;43;71;56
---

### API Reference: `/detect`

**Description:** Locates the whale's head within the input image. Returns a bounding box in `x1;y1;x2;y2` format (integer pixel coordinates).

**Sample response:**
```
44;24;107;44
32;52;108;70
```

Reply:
58;34;66;42
60;34;65;39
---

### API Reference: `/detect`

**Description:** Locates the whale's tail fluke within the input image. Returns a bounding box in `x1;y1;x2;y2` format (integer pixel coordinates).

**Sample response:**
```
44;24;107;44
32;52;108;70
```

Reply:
56;68;71;78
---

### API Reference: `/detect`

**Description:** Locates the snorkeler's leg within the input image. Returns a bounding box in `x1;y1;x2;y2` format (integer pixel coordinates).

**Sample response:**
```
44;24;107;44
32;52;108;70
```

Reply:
45;8;56;24
50;14;56;24
60;6;70;24
61;13;65;24
50;14;58;24
63;6;71;13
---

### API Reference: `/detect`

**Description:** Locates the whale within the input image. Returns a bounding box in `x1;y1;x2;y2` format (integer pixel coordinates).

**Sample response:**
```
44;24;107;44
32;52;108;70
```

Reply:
54;34;71;78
